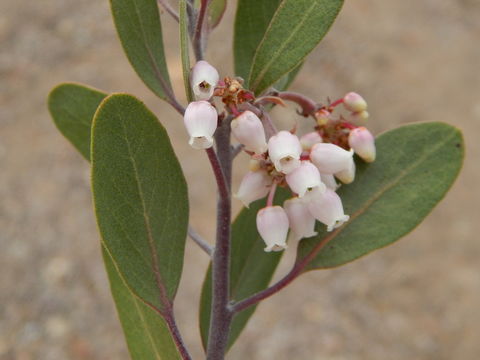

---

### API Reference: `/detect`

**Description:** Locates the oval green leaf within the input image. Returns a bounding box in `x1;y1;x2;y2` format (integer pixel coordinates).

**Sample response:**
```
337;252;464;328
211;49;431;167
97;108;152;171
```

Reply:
247;0;343;94
49;87;182;358
110;0;173;100
48;83;107;160
92;94;188;311
103;247;181;360
199;189;290;350
297;122;464;270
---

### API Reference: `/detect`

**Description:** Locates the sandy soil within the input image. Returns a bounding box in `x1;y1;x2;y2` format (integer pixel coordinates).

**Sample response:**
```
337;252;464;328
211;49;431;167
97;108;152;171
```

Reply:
1;0;479;359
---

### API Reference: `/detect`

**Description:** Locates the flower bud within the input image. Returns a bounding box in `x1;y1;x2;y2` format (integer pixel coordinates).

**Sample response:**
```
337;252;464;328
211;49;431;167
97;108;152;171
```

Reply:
183;101;218;149
310;143;354;174
307;189;349;232
256;206;289;252
348;127;376;162
334;157;355;184
286;161;325;198
235;170;272;208
231;111;268;154
284;197;317;241
300;131;323;150
343;92;367;112
267;131;302;174
351;110;369;122
190;60;219;100
320;173;339;191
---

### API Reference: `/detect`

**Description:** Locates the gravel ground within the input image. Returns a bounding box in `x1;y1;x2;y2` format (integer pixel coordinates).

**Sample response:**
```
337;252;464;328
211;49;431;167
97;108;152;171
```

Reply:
1;1;479;359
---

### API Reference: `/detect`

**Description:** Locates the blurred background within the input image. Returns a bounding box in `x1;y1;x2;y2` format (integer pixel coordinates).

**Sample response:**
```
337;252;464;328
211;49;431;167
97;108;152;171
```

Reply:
1;0;479;359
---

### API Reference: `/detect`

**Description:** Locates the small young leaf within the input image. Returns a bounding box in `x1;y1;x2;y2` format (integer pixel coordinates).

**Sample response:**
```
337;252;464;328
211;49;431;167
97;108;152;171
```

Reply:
48;83;106;160
194;0;227;29
208;0;227;29
110;0;173;100
199;189;290;350
248;0;344;94
297;122;464;270
92;94;188;311
103;247;181;360
180;0;194;103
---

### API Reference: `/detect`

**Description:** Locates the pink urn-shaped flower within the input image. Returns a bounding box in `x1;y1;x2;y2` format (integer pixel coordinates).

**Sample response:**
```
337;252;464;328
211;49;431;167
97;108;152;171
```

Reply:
267;131;302;174
256;206;289;252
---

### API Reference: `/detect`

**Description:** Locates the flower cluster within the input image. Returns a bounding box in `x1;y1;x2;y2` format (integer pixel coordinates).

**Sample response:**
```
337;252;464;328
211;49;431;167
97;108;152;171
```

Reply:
183;61;376;253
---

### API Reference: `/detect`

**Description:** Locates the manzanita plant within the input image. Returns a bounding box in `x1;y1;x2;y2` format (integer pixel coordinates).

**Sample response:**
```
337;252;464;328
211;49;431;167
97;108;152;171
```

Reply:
47;0;464;359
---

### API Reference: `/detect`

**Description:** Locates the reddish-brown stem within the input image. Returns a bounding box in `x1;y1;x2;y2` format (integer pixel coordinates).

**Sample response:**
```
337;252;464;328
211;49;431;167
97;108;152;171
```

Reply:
193;0;209;60
206;121;233;360
329;98;344;108
163;308;193;360
230;227;343;314
259;106;277;139
276;91;317;117
205;147;229;200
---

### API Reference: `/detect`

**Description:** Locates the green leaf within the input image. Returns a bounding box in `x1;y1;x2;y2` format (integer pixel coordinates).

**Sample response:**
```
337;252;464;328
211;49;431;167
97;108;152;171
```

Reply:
297;122;464;270
199;189;290;350
49;87;182;357
110;0;173;100
194;0;227;29
180;0;194;103
91;94;188;311
272;62;303;91
48;83;106;160
247;0;344;94
234;0;282;84
103;247;181;360
208;0;227;29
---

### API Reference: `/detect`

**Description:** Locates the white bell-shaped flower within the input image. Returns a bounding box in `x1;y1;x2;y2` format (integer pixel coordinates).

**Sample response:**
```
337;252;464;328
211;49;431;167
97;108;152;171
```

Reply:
183;101;218;149
235;170;272;208
349;127;376;162
321;173;339;191
231;111;268;154
307;189;349;232
300;131;323;150
256;206;289;252
343;92;367;112
335;157;355;184
310;143;354;174
190;60;219;100
286;161;325;198
284;197;317;241
267;131;302;174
